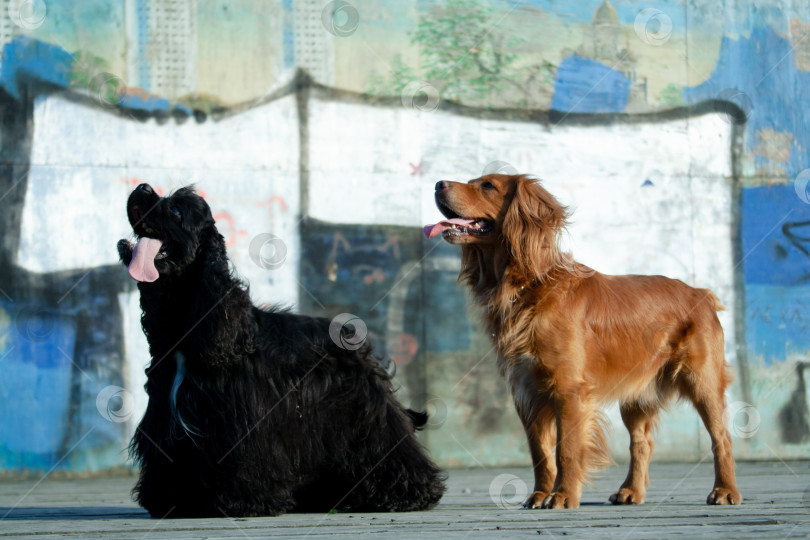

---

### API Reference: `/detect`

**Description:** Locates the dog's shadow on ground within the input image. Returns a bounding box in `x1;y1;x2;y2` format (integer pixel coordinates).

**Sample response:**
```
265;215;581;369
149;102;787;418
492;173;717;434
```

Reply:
0;507;150;520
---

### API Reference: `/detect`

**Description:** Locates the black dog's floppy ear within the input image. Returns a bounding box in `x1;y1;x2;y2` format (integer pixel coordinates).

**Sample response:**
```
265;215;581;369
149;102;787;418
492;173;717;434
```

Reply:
179;186;222;257
171;185;215;231
188;191;228;274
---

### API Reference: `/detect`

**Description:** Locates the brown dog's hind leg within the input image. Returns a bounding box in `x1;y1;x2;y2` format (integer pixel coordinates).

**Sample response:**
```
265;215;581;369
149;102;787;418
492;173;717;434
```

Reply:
610;402;658;504
680;329;742;505
690;390;742;504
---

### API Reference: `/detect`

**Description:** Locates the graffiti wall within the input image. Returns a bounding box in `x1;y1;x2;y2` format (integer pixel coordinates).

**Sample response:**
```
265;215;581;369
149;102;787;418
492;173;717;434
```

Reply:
0;0;808;475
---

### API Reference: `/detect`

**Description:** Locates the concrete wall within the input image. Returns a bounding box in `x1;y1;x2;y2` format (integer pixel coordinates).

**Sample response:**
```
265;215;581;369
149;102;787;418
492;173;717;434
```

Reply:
0;0;808;476
2;78;807;475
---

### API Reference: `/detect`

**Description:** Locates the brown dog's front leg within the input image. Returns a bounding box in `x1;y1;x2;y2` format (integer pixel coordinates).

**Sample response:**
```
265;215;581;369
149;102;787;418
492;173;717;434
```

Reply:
519;401;557;509
541;393;595;509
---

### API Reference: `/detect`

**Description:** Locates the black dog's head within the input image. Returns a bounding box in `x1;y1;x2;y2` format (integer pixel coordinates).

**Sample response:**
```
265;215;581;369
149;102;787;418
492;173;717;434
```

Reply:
118;183;217;282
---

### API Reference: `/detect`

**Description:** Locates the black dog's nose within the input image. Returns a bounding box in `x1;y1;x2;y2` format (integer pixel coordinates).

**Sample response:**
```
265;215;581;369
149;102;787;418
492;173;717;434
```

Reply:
136;183;154;194
435;181;449;192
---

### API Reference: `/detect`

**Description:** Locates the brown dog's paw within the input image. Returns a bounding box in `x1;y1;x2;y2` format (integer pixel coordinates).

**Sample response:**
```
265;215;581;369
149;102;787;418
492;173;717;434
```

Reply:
609;487;645;505
522;491;549;509
541;492;579;509
707;487;742;505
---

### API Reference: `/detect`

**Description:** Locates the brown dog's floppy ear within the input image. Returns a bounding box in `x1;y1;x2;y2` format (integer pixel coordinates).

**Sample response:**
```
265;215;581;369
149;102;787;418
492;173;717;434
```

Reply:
501;177;567;281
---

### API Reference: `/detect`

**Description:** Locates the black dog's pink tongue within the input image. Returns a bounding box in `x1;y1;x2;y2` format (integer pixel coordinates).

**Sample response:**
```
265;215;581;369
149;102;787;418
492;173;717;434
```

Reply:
128;238;163;282
423;218;476;239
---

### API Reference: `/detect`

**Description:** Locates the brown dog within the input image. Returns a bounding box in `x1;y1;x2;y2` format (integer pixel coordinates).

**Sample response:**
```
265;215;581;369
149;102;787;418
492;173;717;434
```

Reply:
425;174;741;509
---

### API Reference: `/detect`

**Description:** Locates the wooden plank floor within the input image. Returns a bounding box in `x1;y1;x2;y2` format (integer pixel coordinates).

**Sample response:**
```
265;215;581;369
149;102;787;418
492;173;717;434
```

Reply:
1;461;808;538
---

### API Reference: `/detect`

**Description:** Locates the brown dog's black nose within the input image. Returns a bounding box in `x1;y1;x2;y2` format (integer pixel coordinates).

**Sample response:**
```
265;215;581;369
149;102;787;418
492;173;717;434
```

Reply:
435;181;449;192
136;183;154;194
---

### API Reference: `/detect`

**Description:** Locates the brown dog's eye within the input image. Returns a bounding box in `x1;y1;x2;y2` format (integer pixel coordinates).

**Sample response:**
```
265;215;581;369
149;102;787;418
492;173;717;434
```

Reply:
481;182;496;190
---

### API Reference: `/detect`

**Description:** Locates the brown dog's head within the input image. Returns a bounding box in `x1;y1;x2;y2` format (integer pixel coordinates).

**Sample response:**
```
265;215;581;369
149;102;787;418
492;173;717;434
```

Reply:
426;174;568;281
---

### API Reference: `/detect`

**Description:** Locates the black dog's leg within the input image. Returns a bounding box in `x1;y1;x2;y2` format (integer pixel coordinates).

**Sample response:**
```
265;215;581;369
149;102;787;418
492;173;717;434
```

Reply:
137;461;297;518
216;486;297;518
134;458;200;518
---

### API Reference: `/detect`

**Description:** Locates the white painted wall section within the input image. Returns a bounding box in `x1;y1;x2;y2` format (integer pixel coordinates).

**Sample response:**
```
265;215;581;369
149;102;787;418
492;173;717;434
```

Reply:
19;94;301;310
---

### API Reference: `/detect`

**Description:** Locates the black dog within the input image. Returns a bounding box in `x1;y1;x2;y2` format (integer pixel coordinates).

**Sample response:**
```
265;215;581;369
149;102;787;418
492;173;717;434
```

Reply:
117;184;445;518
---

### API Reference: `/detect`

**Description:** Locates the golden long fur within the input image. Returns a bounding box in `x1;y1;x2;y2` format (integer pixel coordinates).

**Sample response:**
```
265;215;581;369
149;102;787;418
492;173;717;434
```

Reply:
432;174;741;509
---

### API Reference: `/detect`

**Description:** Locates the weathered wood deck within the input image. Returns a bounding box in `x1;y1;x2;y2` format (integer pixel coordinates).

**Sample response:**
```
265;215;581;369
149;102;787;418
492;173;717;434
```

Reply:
1;461;808;538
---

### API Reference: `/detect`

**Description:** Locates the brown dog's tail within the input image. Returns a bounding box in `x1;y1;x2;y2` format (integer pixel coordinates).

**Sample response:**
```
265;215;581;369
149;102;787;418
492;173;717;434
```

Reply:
706;290;726;311
704;289;734;385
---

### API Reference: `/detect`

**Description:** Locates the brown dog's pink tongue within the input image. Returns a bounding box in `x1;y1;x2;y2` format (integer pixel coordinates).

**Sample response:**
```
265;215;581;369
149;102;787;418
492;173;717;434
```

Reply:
128;238;163;282
423;218;476;238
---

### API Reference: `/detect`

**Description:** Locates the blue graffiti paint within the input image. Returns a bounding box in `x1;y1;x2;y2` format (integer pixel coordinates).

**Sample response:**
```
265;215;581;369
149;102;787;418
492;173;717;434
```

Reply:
118;93;171;113
0;36;72;99
684;24;810;177
0;305;76;470
741;184;810;286
0;304;130;473
745;284;810;364
741;184;810;364
551;55;630;114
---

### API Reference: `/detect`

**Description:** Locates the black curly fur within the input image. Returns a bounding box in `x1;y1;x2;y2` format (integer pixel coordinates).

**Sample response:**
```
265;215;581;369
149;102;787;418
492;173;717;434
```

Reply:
117;184;445;518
